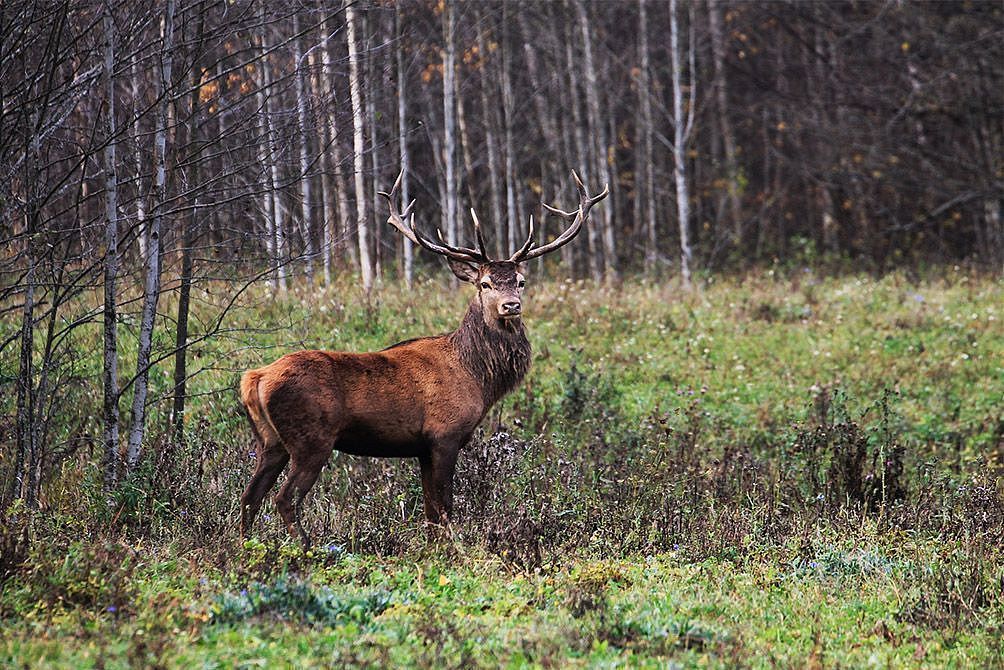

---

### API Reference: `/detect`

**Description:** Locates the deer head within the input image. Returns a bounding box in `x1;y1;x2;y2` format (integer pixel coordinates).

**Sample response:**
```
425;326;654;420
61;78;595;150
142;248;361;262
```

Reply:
379;171;609;330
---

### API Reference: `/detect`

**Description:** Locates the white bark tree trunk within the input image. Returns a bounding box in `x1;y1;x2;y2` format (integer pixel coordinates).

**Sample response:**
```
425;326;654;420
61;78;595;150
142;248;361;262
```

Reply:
669;0;695;287
130;52;147;264
366;11;383;281
442;0;458;249
564;14;598;281
102;4;120;488
638;0;658;275
396;4;413;286
257;2;285;291
576;0;617;283
293;11;315;283
346;2;373;291
308;46;334;286
474;5;505;259
322;16;356;269
127;0;175;470
502;4;517;256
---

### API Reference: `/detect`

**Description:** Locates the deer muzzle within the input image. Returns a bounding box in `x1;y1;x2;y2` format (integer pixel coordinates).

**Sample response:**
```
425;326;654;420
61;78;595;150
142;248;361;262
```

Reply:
499;300;522;318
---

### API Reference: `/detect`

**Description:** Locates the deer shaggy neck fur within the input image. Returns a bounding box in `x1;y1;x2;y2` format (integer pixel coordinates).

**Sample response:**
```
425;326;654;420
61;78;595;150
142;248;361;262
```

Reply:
450;298;531;408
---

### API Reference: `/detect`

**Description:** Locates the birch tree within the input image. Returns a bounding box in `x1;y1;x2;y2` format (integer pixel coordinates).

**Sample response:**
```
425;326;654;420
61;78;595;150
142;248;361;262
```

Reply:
668;0;697;287
637;0;658;275
474;5;506;260
501;4;517;256
442;0;458;248
102;2;120;488
308;45;335;286
293;10;316;283
563;6;598;280
255;10;278;291
346;1;373;291
396;3;414;286
321;15;356;271
126;0;175;471
575;0;617;283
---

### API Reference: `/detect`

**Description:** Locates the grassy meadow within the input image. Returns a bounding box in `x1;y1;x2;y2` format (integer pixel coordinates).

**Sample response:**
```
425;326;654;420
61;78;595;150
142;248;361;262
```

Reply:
1;269;1002;668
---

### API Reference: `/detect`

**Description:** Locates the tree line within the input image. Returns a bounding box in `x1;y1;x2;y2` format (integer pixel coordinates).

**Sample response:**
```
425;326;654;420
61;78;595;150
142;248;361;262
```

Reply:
1;0;1001;504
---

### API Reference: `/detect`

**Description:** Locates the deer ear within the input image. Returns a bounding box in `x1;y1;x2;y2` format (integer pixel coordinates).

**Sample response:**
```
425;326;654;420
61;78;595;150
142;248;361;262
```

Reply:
446;258;480;283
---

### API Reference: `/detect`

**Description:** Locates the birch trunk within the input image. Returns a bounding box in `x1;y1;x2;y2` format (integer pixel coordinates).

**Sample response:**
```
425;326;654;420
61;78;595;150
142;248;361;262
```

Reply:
293;11;315;283
266;67;287;290
255;14;276;290
126;0;175;470
396;4;413;286
102;5;120;488
456;75;476;209
564;7;598;280
502;4;517;256
517;7;562;274
322;16;356;269
474;5;505;259
638;0;658;275
669;0;694;287
442;0;458;248
576;0;617;283
131;52;147;264
308;46;334;285
346;2;373;290
366;11;382;280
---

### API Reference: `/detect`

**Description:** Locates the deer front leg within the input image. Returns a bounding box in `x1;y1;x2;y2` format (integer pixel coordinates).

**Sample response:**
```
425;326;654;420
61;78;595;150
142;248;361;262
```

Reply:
418;446;459;525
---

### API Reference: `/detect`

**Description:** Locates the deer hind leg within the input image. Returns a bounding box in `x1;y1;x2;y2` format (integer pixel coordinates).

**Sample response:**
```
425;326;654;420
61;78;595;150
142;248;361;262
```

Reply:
273;453;328;550
239;439;289;538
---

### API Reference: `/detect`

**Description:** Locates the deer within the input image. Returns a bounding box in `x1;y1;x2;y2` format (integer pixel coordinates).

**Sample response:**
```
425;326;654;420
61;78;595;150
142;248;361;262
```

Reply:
238;171;608;548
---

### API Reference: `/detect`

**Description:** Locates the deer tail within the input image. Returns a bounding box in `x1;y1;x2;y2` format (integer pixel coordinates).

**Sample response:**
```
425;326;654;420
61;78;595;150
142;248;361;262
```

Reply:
240;370;282;447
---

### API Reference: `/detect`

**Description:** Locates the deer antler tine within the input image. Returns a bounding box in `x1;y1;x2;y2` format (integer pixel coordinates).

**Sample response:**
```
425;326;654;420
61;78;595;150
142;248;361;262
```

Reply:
571;169;585;193
383;172;487;263
469;208;491;258
380;177;420;246
542;202;578;221
508;213;535;263
513;172;608;262
593;183;611;204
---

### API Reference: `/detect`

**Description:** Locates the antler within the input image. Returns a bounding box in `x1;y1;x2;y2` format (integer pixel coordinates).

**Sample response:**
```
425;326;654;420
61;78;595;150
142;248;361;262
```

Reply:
379;170;607;266
379;172;488;265
509;170;609;263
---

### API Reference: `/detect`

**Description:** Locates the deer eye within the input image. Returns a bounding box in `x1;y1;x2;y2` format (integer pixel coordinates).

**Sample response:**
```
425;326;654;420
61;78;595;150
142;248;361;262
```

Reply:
480;281;491;290
517;280;526;288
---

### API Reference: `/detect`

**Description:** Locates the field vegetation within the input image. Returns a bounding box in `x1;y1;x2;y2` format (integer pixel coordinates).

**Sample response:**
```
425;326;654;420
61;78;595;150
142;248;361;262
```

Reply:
1;270;1002;668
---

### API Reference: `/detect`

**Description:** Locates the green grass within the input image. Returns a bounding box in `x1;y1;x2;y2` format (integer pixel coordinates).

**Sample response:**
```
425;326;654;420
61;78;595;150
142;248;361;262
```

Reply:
2;537;1000;668
1;270;1002;667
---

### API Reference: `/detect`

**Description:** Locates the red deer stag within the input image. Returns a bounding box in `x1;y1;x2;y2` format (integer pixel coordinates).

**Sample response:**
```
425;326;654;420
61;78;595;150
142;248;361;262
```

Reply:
239;171;608;547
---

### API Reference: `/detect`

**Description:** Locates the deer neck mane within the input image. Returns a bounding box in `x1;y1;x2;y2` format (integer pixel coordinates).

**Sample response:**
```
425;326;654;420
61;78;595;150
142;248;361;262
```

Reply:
449;299;531;409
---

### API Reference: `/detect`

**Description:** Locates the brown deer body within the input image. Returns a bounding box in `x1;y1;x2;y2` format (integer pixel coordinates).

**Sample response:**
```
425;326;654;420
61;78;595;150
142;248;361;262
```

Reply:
239;172;607;547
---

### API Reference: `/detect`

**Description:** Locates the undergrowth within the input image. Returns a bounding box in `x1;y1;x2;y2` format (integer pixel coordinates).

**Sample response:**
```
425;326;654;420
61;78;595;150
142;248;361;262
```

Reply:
0;272;1001;667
